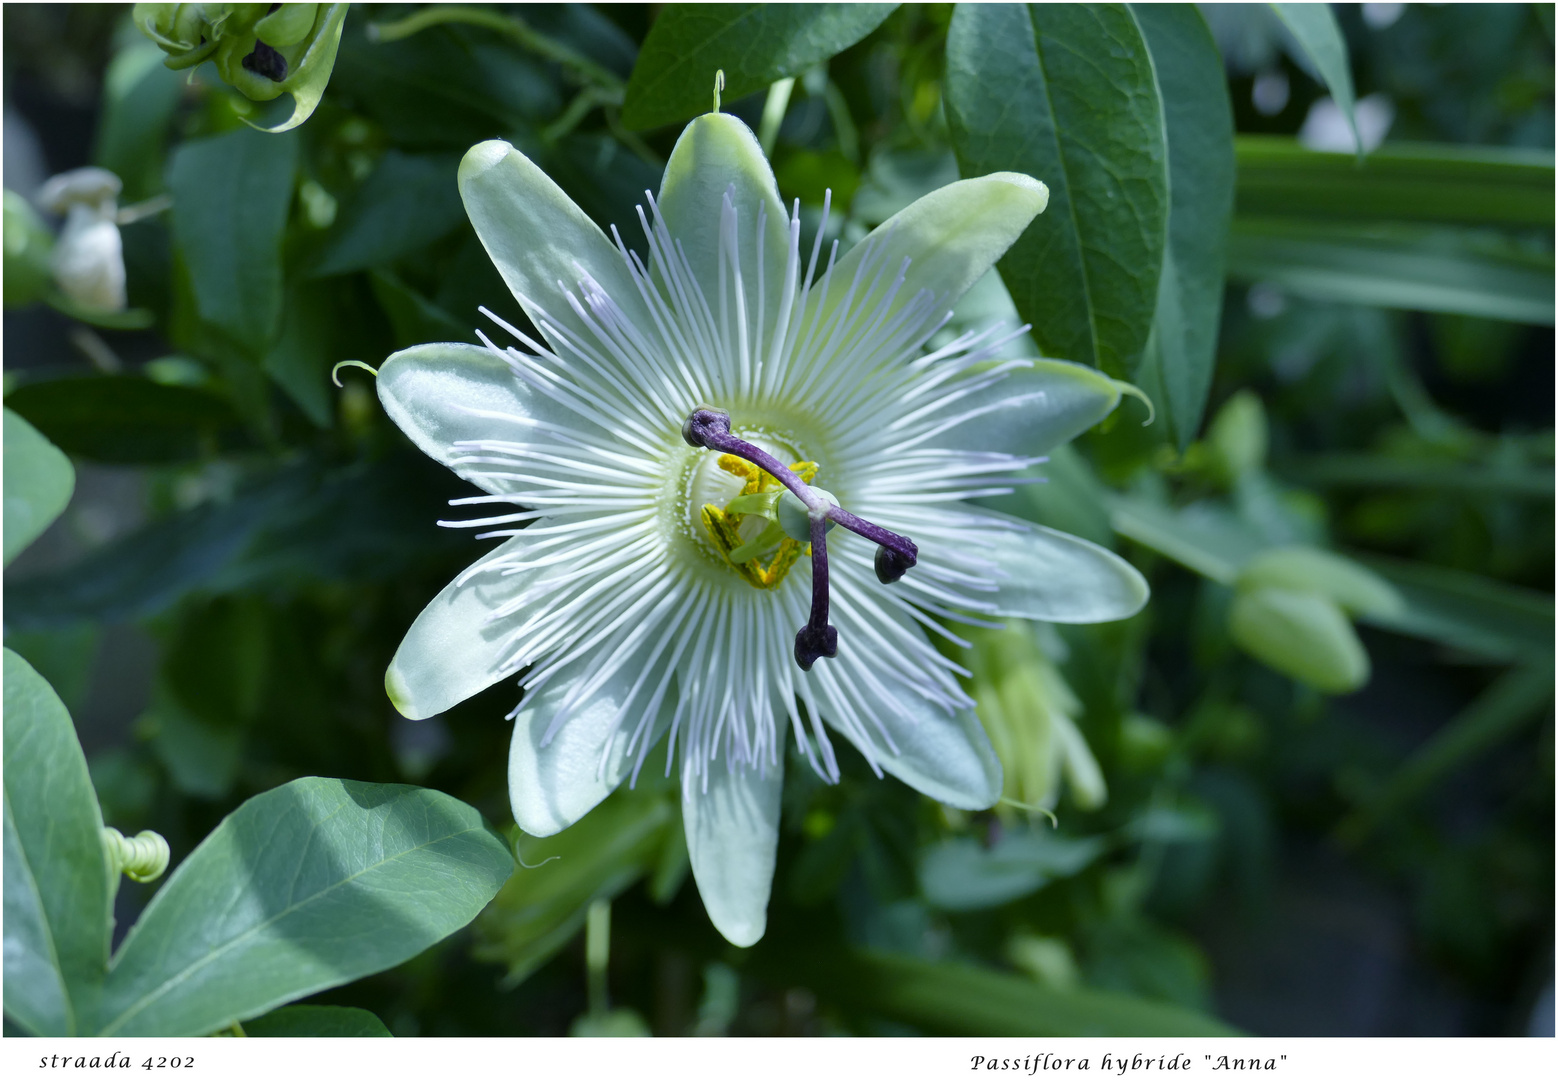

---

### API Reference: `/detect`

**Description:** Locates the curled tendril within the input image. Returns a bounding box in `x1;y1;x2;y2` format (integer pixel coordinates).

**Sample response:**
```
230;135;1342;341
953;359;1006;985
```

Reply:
102;826;171;883
332;359;379;387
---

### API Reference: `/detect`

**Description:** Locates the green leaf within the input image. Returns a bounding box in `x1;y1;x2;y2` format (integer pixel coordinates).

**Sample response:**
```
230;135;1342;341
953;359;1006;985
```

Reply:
1353;555;1555;663
2;649;112;1036
1236;137;1556;228
945;3;1169;378
474;778;679;987
1269;2;1359;154
168;127;301;349
920;832;1105;912
2;468;309;631
4;376;250;464
94;40;185;202
1130;4;1234;448
329;18;558;149
369;269;474;350
263;282;340;428
1227;218;1554;325
808;950;1240;1036
141;691;244;801
1277;453;1555;499
244;1004;393;1037
3;408;74;566
1237;547;1402;617
4;189;56;308
622;3;897;130
1109;495;1265;584
1228;586;1369;694
97;777;513;1036
311;152;465;277
1337;660;1555;844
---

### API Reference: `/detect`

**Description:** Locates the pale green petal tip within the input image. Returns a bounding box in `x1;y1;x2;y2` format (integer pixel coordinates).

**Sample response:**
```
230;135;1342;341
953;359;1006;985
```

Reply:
687;110;762;149
986;171;1050;215
459;139;517;188
709;905;765;948
384;662;423;721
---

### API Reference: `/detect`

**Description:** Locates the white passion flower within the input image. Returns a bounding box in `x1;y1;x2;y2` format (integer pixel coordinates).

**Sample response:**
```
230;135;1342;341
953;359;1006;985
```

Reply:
376;112;1148;946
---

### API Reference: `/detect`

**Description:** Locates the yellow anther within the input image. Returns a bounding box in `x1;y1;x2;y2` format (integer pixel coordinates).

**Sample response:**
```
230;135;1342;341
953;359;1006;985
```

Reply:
702;459;820;588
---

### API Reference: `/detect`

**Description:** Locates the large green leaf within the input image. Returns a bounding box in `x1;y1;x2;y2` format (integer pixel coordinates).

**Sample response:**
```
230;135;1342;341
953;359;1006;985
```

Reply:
245;1004;393;1037
2;472;300;631
94;41;185;202
1130;4;1234;447
1269;2;1358;154
329;18;557;149
1278;453;1554;499
2;650;112;1036
800;950;1240;1036
919;832;1106;912
4;376;250;464
3;408;74;566
622;4;896;130
1236;137;1556;228
96;777;513;1036
168;127;300;349
310;152;465;277
1227;219;1554;325
945;3;1169;379
1354;555;1555;664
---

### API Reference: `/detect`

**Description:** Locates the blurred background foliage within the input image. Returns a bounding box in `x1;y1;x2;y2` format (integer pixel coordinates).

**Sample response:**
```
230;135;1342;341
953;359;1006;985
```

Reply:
3;2;1552;1036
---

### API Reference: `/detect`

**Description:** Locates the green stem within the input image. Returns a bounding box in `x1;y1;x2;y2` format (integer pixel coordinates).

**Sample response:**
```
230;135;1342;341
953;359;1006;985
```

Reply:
758;78;795;156
543;85;622;143
368;5;623;91
585;899;611;1016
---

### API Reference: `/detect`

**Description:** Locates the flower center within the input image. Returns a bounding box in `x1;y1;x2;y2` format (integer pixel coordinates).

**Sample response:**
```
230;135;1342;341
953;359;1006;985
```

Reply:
682;407;919;671
692;444;820;592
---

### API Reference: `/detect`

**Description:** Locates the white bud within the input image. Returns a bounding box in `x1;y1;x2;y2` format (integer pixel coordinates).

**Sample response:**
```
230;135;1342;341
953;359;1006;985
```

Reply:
52;204;126;311
38;166;121;215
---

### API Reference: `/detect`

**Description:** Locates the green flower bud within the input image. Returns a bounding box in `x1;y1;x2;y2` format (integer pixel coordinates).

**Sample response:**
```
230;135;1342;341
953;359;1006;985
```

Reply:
1228;585;1369;694
134;3;348;132
1207;389;1268;482
964;621;1106;816
1236;546;1402;617
3;189;55;308
132;3;227;70
255;2;318;46
1118;712;1173;773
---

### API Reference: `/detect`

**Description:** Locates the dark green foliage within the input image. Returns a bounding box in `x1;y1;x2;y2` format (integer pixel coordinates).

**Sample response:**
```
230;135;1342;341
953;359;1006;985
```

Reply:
623;4;897;129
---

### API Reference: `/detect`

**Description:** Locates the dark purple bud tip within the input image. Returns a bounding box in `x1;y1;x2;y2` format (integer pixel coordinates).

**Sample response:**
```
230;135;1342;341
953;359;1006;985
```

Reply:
875;545;916;584
794;623;838;671
242;41;289;82
681;407;731;448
